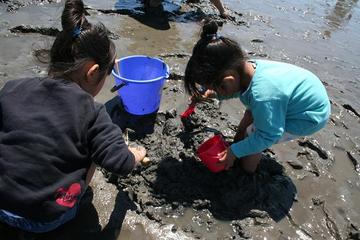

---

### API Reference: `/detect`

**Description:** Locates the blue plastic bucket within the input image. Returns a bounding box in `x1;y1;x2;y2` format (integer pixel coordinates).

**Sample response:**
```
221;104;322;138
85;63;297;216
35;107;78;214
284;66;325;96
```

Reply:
111;55;169;115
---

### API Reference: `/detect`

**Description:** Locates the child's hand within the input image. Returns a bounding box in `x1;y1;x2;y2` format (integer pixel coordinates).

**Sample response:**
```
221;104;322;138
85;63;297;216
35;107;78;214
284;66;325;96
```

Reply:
217;147;236;170
202;89;217;99
129;145;147;167
190;89;217;103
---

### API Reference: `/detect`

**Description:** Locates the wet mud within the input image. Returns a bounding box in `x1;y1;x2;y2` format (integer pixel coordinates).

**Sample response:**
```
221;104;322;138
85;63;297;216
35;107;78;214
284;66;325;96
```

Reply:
1;0;360;239
102;77;359;239
9;25;59;36
104;93;298;239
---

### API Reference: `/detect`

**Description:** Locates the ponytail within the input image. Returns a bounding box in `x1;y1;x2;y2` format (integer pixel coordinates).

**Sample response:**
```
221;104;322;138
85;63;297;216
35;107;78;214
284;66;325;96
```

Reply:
184;19;246;96
48;0;115;79
200;19;219;41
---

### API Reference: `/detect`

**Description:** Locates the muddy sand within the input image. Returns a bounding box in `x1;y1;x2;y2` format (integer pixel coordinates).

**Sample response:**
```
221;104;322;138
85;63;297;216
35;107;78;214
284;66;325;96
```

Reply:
0;0;360;239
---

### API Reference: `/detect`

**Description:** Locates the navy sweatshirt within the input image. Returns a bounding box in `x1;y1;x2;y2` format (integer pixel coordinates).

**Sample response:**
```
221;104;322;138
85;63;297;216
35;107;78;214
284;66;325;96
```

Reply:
0;77;135;222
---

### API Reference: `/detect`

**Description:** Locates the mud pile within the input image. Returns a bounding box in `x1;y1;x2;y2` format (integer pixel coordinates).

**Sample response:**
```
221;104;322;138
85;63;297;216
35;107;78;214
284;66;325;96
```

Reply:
104;92;297;239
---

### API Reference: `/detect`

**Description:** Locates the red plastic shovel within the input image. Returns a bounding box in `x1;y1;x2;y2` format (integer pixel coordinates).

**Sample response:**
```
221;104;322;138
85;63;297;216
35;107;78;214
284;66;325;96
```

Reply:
180;102;196;119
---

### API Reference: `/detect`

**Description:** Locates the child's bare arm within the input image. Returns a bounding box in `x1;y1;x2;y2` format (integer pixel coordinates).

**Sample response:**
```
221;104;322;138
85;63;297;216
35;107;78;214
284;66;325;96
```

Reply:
234;109;253;142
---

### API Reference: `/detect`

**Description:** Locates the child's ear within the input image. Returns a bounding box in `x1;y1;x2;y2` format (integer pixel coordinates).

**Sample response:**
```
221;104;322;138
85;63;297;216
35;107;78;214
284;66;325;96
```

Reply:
86;64;100;83
222;70;239;83
223;74;235;83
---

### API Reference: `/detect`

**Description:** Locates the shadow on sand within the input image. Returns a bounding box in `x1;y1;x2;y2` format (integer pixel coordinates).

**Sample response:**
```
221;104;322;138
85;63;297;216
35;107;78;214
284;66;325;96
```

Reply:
152;154;297;222
0;189;136;240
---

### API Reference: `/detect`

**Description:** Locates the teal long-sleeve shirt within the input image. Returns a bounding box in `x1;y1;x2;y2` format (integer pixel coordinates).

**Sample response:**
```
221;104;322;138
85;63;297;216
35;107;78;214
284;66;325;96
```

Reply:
226;60;331;158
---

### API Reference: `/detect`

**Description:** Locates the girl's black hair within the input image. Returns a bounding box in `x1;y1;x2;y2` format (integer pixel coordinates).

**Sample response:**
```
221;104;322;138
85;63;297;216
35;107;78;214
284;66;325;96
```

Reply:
184;19;247;96
47;0;115;79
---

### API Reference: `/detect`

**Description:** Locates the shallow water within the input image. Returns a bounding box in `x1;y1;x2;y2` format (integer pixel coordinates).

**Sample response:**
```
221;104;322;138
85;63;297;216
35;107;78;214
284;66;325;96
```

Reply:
232;0;360;109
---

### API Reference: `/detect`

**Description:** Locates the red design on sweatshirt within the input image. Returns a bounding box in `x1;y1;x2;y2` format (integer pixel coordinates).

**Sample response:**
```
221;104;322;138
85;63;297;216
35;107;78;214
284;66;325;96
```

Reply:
55;183;81;208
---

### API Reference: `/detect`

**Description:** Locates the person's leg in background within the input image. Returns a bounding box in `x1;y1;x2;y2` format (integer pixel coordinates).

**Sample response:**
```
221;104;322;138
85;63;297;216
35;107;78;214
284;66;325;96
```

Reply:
209;0;229;18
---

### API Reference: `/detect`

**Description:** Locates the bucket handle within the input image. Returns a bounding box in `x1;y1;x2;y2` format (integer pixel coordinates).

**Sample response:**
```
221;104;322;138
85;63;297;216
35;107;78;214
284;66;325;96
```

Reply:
110;82;127;93
162;62;170;79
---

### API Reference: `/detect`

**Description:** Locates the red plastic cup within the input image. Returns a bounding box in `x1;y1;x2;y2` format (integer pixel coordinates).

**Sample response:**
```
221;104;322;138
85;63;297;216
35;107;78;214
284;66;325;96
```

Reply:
197;135;229;173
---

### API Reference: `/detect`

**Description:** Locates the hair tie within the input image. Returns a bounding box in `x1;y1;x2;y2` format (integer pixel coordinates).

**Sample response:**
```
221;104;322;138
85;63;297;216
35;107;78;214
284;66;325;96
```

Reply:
72;26;82;38
206;33;221;40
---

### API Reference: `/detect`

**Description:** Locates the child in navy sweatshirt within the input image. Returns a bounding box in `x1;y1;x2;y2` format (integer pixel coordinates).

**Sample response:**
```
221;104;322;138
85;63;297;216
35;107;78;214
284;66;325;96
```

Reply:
0;0;145;233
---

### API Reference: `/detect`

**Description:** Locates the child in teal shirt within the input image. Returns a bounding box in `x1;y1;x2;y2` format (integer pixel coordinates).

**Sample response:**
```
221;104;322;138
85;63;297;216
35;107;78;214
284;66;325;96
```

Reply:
184;20;330;173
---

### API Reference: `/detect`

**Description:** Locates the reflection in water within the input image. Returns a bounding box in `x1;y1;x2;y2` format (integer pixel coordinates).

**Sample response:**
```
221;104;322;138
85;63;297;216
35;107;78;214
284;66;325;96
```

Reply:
324;0;359;38
115;0;144;12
